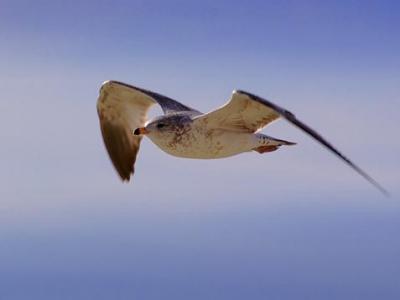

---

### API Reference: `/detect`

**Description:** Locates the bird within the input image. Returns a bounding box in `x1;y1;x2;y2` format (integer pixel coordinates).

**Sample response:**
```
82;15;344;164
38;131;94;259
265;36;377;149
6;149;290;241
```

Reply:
96;80;388;196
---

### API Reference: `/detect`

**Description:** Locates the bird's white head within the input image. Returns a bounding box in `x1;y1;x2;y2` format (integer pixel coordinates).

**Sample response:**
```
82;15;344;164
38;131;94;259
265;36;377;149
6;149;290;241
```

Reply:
133;114;191;142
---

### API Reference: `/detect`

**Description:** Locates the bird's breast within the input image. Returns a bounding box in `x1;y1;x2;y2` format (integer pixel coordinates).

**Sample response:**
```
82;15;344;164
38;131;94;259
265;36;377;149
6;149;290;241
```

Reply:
149;124;256;159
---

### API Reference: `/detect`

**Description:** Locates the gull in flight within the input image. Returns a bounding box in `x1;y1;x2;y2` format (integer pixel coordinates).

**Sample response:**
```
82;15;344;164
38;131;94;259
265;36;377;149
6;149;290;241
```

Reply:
97;80;388;195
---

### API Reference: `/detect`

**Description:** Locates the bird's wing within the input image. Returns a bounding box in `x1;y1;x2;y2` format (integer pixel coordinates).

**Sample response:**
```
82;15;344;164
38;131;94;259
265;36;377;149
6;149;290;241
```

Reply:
97;80;197;181
195;90;388;196
97;81;156;181
194;90;281;133
105;80;199;114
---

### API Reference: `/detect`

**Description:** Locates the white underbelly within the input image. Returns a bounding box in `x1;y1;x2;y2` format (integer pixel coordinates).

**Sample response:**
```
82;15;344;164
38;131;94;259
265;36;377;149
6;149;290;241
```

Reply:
150;129;257;159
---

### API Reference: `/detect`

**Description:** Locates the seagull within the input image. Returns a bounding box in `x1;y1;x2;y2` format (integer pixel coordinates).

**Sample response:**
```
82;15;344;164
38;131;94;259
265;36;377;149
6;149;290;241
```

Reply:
96;80;388;196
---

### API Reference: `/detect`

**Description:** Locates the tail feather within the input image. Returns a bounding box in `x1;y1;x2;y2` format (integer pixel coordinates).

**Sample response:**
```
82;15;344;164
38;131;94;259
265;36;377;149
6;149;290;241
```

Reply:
253;135;296;154
268;137;296;146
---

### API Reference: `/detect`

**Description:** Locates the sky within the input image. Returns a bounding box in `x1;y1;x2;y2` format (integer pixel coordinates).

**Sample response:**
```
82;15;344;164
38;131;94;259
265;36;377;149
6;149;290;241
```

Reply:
1;0;400;299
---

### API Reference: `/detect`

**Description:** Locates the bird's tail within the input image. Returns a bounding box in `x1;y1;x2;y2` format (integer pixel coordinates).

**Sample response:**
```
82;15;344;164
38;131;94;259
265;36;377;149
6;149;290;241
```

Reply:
268;136;296;146
253;135;296;154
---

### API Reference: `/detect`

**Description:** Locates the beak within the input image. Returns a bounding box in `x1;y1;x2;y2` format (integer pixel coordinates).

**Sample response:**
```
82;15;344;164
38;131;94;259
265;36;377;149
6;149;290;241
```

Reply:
134;127;149;135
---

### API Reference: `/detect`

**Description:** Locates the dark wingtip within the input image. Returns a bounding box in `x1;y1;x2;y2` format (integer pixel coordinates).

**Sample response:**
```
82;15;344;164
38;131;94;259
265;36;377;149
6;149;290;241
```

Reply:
374;184;390;198
117;169;132;182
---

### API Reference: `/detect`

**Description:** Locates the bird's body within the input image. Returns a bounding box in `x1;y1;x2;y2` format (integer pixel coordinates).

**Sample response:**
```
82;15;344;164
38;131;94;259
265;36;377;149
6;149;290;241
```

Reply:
148;120;254;159
145;114;291;159
96;80;387;195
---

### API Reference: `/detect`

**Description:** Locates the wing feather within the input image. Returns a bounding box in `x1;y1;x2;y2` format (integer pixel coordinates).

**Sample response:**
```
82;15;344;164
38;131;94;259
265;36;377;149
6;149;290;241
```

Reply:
195;90;388;196
106;80;199;114
195;91;280;132
97;81;156;181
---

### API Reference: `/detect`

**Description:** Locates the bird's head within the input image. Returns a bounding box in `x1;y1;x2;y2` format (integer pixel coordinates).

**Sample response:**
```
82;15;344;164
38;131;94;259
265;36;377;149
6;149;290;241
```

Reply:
134;114;190;140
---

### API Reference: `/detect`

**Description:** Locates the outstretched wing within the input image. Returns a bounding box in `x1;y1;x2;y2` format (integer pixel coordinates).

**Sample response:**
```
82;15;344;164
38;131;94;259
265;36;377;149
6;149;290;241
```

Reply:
97;81;155;181
97;80;197;181
195;90;388;196
194;90;280;133
105;81;199;114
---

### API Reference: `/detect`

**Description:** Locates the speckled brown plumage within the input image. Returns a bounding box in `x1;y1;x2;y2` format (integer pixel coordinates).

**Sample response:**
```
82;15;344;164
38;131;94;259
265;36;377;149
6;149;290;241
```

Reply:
96;80;388;196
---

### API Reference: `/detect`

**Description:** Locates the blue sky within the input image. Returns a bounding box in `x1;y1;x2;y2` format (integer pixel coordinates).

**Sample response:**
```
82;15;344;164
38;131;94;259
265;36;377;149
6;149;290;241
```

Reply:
1;1;400;299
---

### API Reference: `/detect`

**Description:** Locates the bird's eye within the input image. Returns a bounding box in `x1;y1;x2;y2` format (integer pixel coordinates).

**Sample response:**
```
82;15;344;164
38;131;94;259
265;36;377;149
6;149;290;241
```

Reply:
156;123;166;129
